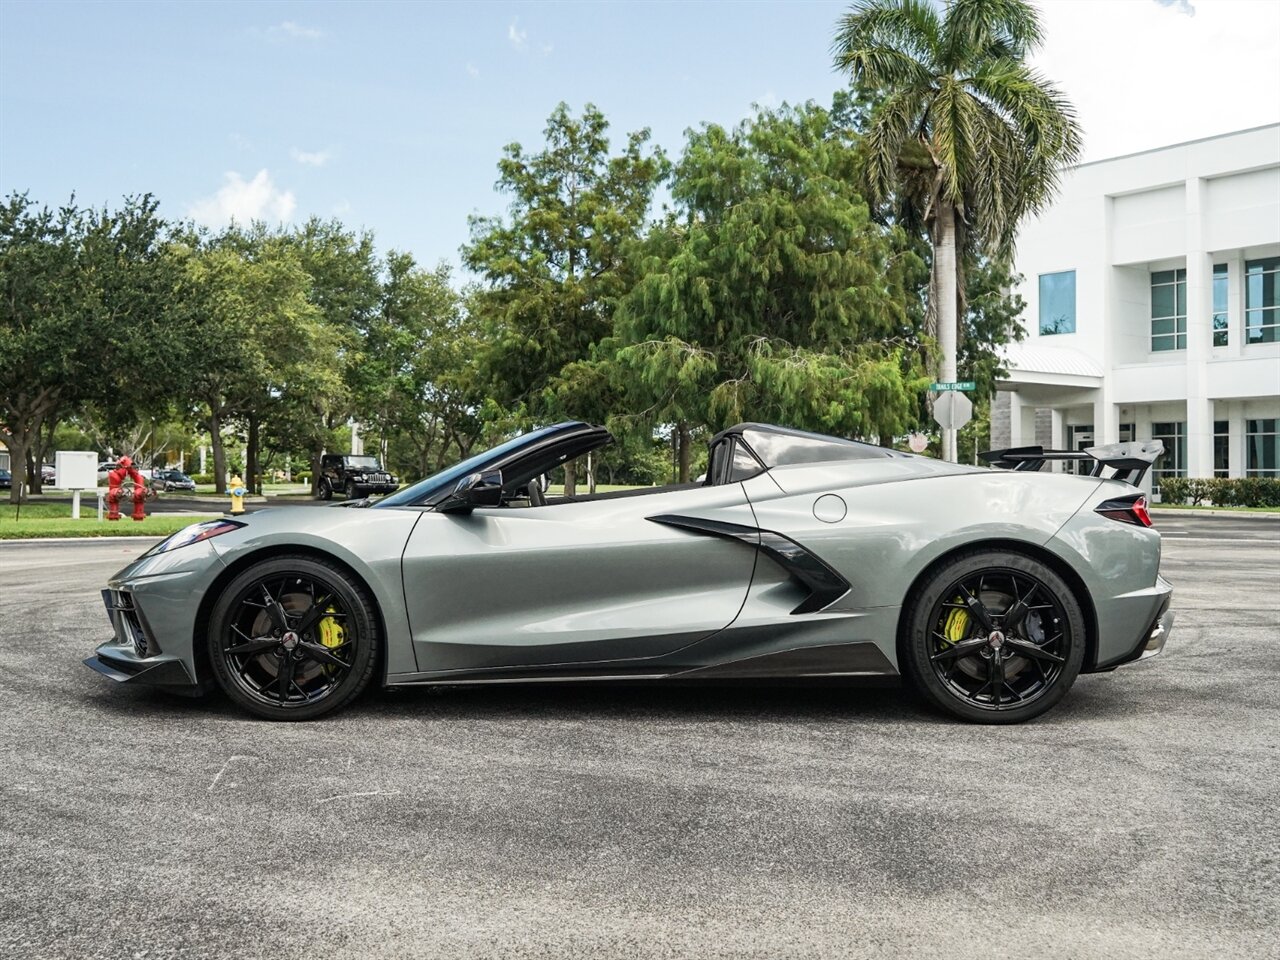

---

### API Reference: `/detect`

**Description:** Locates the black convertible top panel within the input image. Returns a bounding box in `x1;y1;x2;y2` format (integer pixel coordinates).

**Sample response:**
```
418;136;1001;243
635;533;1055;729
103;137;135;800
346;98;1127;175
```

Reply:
713;423;902;469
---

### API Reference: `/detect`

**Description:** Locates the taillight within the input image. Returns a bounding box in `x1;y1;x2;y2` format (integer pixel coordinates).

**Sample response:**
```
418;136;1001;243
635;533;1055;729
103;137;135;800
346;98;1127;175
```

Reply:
1095;494;1153;527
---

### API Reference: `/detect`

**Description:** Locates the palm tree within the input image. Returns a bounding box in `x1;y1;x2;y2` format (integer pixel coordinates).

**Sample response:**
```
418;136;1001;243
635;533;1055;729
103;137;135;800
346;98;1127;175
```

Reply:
833;0;1082;460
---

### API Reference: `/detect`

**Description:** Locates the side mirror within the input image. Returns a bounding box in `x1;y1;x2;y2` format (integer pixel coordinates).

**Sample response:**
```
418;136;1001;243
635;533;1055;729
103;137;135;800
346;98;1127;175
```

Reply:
438;469;503;514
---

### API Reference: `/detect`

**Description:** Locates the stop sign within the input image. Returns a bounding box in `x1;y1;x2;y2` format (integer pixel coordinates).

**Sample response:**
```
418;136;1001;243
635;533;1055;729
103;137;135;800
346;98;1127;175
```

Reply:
933;392;973;431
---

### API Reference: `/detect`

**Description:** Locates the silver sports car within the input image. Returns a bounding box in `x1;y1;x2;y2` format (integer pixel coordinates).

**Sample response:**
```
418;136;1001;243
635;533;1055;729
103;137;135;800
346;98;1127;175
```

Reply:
86;422;1173;723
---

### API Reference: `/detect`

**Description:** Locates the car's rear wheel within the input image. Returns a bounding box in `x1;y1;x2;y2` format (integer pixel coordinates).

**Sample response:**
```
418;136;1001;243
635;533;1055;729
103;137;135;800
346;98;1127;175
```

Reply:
207;555;379;721
902;550;1085;724
317;478;332;501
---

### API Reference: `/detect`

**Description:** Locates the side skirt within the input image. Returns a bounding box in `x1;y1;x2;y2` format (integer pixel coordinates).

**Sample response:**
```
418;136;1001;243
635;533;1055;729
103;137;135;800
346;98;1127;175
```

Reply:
386;641;896;687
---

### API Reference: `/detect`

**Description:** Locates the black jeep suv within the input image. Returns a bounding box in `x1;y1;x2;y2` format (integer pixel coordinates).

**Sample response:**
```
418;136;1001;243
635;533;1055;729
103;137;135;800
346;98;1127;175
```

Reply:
317;454;399;500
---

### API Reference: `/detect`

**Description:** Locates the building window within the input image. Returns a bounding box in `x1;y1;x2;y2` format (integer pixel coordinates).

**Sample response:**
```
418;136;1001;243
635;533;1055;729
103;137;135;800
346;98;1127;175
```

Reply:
1151;421;1186;494
1213;263;1228;347
1247;418;1278;477
1151;268;1187;352
1246;257;1279;344
1039;270;1076;335
1214;420;1229;478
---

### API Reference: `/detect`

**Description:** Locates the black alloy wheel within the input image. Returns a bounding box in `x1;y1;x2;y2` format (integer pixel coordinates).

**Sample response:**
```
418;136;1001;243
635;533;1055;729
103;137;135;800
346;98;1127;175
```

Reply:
345;479;358;500
903;550;1085;724
208;555;379;720
317;478;333;501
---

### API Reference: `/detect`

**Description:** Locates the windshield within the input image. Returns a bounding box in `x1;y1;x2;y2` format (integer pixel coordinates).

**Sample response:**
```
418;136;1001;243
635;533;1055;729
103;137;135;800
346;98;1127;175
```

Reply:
373;425;564;508
344;456;383;469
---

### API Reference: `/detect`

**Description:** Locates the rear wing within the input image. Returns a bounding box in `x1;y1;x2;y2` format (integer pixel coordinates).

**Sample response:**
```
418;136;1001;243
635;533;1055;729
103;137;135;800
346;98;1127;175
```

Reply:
979;440;1165;486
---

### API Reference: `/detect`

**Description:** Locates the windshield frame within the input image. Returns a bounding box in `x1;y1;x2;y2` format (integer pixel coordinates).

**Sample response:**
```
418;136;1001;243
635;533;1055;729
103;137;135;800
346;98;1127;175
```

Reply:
373;423;583;509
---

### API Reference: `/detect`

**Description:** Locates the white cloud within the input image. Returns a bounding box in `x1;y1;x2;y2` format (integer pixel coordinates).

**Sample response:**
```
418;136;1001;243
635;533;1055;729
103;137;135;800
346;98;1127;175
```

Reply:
1154;0;1195;17
290;147;331;167
269;20;323;41
507;19;527;50
466;62;479;77
1031;0;1280;162
188;170;297;228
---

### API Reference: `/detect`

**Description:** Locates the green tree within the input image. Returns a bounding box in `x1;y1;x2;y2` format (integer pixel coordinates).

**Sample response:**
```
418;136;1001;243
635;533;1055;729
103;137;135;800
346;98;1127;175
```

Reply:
267;219;381;494
0;193;182;502
609;101;929;481
464;102;668;492
174;227;327;493
353;253;482;480
833;0;1082;460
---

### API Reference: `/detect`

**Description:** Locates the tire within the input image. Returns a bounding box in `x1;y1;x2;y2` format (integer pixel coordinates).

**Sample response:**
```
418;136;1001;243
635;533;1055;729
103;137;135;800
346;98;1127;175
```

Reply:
207;555;380;721
317;479;333;501
345;480;358;500
902;550;1086;724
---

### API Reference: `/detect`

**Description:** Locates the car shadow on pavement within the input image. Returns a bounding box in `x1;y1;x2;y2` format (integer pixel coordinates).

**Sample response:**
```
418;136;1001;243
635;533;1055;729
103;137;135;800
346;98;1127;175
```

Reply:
83;673;1160;727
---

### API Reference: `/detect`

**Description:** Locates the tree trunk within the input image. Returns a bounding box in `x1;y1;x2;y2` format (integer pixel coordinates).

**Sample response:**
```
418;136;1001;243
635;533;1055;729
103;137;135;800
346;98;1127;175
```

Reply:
935;200;959;463
30;416;57;495
5;432;28;503
564;459;577;498
677;422;693;483
246;413;260;495
209;407;228;494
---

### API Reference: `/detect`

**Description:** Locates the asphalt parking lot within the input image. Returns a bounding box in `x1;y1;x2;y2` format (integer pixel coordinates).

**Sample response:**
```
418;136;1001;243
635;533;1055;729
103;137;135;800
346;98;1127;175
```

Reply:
1;515;1277;960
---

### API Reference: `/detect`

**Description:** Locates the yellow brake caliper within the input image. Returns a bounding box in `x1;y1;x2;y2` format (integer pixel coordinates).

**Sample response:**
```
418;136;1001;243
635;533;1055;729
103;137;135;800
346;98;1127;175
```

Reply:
942;596;969;646
317;607;345;673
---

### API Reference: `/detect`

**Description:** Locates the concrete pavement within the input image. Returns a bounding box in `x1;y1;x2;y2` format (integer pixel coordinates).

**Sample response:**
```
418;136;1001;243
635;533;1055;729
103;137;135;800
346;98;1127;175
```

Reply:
1;518;1277;959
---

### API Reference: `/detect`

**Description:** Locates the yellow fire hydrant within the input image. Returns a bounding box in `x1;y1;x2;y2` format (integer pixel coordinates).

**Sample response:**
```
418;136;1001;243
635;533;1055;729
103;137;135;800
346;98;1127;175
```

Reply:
229;475;247;516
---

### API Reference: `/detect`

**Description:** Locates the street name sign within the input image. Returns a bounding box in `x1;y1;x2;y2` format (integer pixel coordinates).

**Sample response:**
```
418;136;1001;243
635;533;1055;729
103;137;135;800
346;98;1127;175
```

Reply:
930;381;976;392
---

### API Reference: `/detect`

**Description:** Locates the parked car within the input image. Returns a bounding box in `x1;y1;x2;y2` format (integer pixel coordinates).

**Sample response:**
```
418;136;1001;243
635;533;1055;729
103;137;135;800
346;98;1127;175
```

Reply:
86;420;1173;723
0;468;10;489
41;464;56;484
152;468;196;492
316;454;398;500
97;462;118;483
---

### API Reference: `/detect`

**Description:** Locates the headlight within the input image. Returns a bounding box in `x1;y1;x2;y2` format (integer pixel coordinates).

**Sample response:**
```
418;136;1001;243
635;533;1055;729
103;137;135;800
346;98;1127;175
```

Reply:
149;519;245;554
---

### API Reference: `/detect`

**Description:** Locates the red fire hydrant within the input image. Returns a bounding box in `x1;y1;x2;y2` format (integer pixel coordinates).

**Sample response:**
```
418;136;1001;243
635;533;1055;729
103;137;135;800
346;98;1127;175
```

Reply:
106;456;148;522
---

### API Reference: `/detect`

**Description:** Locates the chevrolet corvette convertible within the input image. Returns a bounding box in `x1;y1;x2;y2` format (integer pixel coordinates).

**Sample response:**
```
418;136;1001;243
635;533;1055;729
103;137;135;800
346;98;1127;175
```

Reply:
85;422;1173;723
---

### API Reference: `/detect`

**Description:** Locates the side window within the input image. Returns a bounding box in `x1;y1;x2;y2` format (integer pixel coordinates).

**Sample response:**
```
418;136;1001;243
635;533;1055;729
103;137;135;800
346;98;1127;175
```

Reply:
706;438;765;485
728;441;765;482
705;439;730;485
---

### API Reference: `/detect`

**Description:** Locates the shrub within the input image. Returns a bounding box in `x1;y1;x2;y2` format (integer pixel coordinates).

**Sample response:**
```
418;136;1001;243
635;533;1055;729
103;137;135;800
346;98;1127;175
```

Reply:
190;473;214;485
1157;476;1280;508
1158;477;1189;504
295;472;311;485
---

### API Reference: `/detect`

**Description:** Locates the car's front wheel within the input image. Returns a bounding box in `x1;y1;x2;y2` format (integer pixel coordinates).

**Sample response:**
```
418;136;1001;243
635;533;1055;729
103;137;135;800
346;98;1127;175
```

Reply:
344;480;359;500
902;550;1085;724
207;555;379;720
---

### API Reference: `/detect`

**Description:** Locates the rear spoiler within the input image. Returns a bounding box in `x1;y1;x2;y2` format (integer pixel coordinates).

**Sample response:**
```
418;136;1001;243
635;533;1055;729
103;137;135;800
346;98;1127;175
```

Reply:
979;440;1165;486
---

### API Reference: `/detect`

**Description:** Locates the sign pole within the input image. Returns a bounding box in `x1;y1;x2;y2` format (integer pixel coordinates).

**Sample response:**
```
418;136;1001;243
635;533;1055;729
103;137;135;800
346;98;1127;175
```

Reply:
71;489;81;520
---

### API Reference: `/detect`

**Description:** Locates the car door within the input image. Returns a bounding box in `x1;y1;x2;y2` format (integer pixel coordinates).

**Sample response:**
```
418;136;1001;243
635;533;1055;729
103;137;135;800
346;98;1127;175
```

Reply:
400;482;761;674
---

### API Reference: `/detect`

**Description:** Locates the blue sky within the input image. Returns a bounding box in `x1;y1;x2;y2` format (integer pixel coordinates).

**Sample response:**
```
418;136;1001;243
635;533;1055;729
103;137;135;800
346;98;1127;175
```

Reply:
2;0;1277;271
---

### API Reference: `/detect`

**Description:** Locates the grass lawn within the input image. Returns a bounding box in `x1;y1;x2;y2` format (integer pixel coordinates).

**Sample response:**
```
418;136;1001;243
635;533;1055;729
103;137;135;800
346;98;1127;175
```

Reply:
0;502;219;539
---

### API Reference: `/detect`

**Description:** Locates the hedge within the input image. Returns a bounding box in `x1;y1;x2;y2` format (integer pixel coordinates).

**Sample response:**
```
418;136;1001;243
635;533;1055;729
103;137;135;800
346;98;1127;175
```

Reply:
1158;477;1280;508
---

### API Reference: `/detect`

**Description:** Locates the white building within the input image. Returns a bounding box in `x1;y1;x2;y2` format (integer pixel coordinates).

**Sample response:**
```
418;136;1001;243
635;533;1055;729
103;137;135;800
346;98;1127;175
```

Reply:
992;124;1280;494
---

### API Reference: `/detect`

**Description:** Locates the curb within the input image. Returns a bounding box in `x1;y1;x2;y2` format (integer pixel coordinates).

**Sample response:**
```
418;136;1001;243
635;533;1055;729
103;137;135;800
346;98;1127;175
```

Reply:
0;535;168;545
